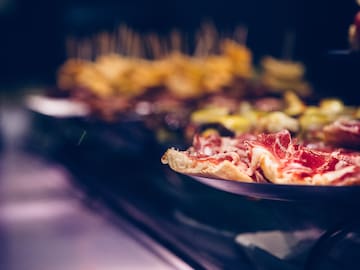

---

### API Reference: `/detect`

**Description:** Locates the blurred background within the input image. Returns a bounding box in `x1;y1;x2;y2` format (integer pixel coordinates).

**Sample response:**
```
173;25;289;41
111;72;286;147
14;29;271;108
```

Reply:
0;0;358;88
1;2;360;270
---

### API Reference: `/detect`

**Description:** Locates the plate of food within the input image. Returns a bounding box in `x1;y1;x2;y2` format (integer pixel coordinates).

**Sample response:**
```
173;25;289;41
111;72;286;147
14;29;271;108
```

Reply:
161;92;360;202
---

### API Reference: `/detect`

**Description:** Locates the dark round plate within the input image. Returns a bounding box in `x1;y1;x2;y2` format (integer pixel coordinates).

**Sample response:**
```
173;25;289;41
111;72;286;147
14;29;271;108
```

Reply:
191;176;360;203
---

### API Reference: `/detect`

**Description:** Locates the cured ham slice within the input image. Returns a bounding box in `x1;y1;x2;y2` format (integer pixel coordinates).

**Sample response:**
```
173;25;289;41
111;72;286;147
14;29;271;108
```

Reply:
162;133;256;182
322;119;360;149
247;130;360;185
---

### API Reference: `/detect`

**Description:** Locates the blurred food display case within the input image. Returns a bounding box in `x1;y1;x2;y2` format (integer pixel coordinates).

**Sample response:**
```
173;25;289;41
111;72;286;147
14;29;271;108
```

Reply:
5;0;360;269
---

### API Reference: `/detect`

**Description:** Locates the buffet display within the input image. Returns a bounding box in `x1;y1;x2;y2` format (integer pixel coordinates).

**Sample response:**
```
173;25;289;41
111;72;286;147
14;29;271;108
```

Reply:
57;25;255;121
47;22;360;188
21;7;360;270
163;93;360;186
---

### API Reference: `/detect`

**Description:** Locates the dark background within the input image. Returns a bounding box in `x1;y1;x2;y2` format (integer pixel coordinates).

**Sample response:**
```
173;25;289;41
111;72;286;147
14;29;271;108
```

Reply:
0;0;358;95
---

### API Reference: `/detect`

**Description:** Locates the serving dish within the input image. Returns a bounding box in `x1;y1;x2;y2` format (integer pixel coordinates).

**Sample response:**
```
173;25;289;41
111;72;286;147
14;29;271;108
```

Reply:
191;175;360;203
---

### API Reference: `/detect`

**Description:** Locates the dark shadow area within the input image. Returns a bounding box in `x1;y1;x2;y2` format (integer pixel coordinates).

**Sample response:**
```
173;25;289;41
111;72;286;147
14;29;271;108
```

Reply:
0;0;358;100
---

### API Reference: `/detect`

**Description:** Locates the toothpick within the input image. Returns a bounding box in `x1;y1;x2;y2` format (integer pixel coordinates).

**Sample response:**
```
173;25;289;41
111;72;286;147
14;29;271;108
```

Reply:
143;34;152;59
138;34;146;58
98;32;107;56
109;31;116;54
126;27;132;55
75;38;81;59
282;30;296;61
234;25;248;45
119;25;129;55
202;21;217;55
170;30;181;52
148;34;162;59
161;36;169;57
194;30;205;57
127;28;135;56
182;33;189;55
116;25;125;54
83;38;93;60
66;36;76;59
78;39;84;59
133;32;142;57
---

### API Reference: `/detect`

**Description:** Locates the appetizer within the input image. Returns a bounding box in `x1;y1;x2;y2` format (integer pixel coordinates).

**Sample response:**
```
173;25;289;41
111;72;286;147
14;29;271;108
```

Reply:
187;91;360;143
57;34;254;120
163;92;360;186
259;57;311;97
162;129;360;186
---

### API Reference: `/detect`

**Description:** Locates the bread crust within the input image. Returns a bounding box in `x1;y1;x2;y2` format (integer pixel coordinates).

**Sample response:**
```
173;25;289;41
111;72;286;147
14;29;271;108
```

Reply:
161;148;253;182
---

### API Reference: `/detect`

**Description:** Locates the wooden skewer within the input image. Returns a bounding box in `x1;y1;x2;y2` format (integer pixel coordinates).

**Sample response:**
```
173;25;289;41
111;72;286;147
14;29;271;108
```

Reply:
194;29;205;57
77;39;83;59
128;28;137;57
125;28;133;56
109;31;116;54
128;28;135;57
65;37;76;59
132;32;138;57
146;34;152;58
119;25;129;55
201;25;210;56
105;32;112;54
143;34;152;59
79;40;84;59
282;30;296;61
202;21;217;55
98;34;106;57
161;36;170;57
133;32;142;58
65;22;253;61
97;32;107;56
82;38;92;60
170;30;181;52
182;33;189;55
234;25;248;45
116;25;125;55
94;34;100;57
118;25;126;55
148;34;162;59
139;34;146;58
